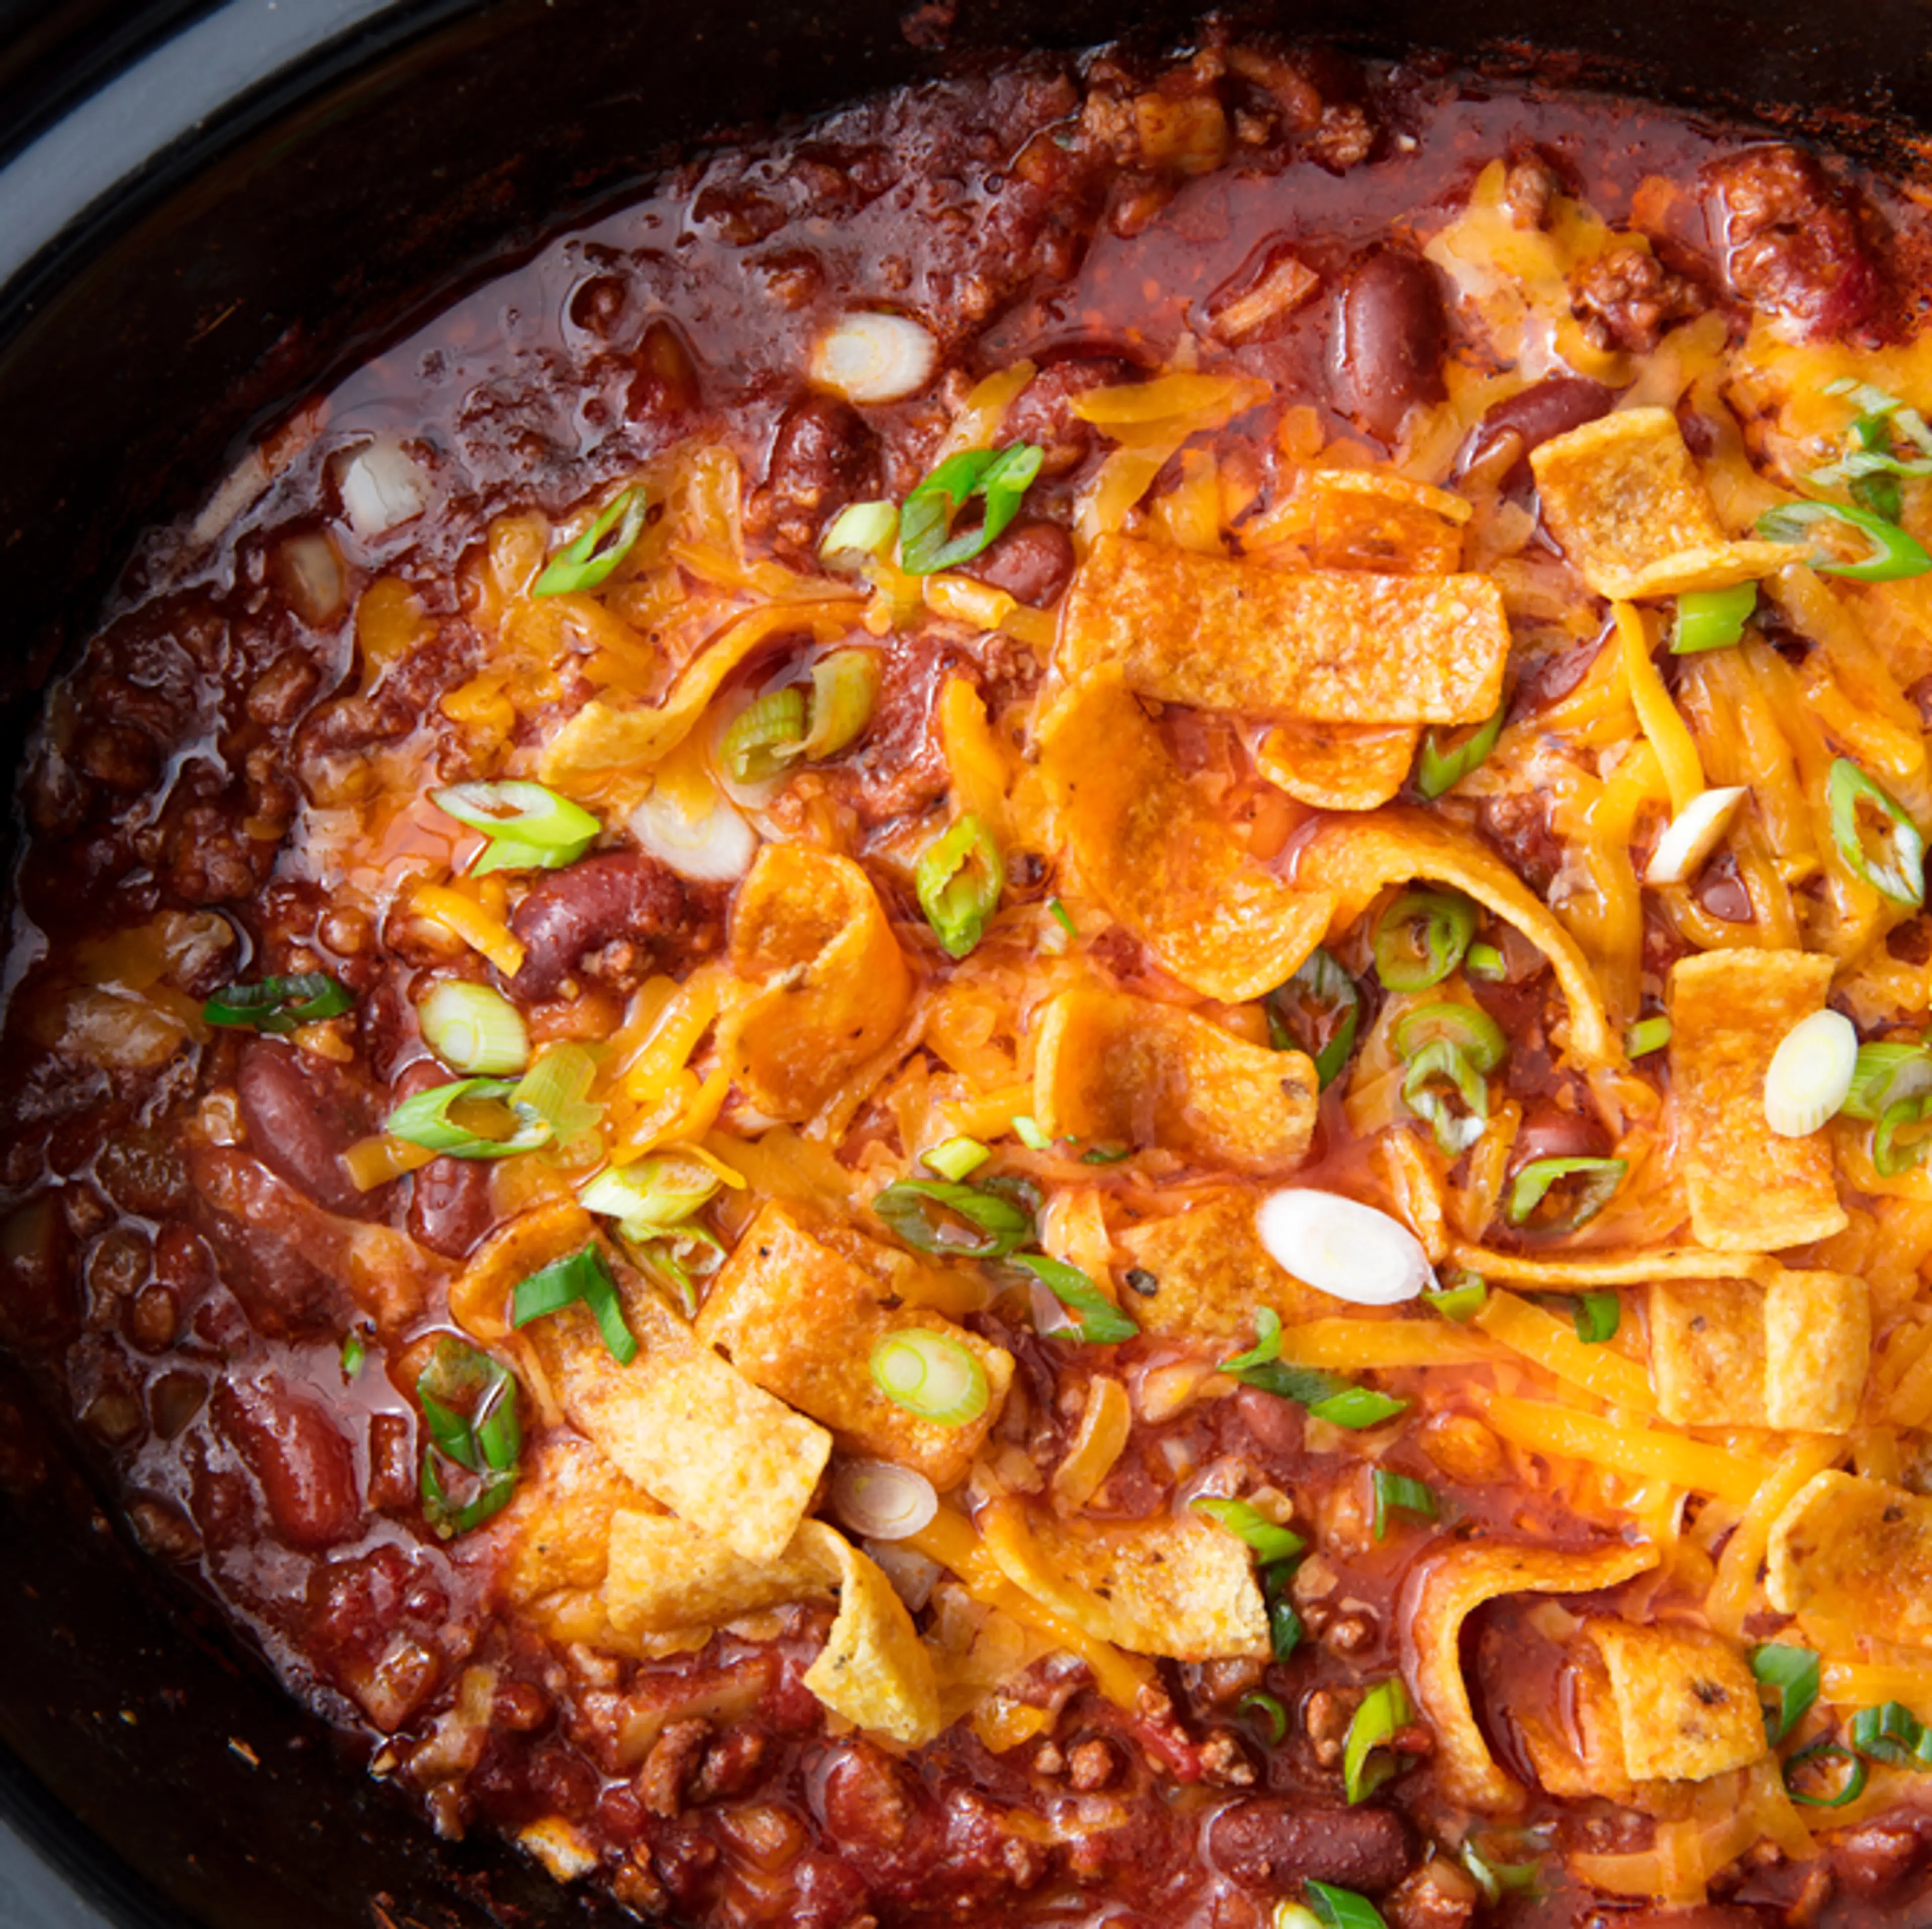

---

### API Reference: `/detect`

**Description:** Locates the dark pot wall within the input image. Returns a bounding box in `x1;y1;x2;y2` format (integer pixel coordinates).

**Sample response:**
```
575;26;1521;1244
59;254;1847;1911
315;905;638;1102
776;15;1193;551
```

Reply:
0;2;1928;1923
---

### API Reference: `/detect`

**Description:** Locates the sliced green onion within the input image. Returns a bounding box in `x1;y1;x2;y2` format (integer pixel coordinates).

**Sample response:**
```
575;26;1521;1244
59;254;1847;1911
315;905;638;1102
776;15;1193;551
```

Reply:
923;1136;991;1182
1464;941;1506;983
899;443;1043;575
1646;785;1748;887
417;1336;521;1539
1048;898;1078;938
1081;1143;1131;1165
1310;1386;1409;1429
1341;1678;1412;1804
1671;582;1757;655
1304;1884;1389;1929
820;499;899;567
1392;1000;1508;1074
1264;947;1362;1090
869;1328;991;1426
1828;757;1926;906
418;980;531;1076
511;1042;603;1147
1009;1251;1139;1344
204;972;354;1035
916;813;1003;959
1371;1470;1438;1541
1191;1496;1306;1566
873;1177;1034;1258
1571;1291;1621;1344
1785;1740;1869;1808
1751;1643;1820;1745
579;1156;718;1230
1757;499;1932;582
1843;1041;1932;1121
1373;890;1477;994
432;779;600;874
801;649;880;761
1400;1039;1491;1159
1239;1689;1288;1746
384;1076;549;1160
1506;1155;1626;1234
340;1331;367;1379
1626;1015;1672;1058
1422;1274;1487;1322
1414;707;1503;800
1460;1842;1545;1904
1764;1007;1858;1138
719;686;808;785
1875;1095;1932;1177
1263;1560;1305;1660
1850;1699;1932;1763
511;1244;637;1364
1219;1312;1409;1427
1012;1114;1052;1152
533;485;648;595
620;1221;726;1319
1224;1307;1284;1373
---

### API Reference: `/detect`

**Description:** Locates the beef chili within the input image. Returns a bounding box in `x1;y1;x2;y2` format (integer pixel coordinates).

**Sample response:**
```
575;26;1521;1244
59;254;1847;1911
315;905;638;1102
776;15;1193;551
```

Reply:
11;33;1932;1929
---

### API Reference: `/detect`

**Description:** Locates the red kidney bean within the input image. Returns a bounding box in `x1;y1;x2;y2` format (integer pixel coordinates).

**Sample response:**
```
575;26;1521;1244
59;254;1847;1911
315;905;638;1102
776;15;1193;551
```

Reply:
957;519;1076;607
1208;1796;1412;1894
236;1040;382;1218
1002;355;1141;475
212;1374;361;1552
1703;144;1879;338
391;1059;494;1257
1458;376;1616;488
1331;249;1447;443
189;1144;350;1337
506;851;690;1004
760;392;881;547
1509;1098;1612;1169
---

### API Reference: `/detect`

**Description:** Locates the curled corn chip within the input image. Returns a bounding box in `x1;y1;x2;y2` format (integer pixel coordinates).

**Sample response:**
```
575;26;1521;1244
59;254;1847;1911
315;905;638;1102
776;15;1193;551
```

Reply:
719;845;912;1122
795;1519;943;1744
1445;1239;1778;1285
1667;950;1846;1251
1529;409;1798;601
1402;1538;1658;1812
1033;984;1318;1174
604;1506;831;1638
696;1200;1012;1488
1060;533;1508;724
449;1199;600;1344
1256;719;1420;812
1306;467;1471;575
979;1498;1269;1660
1037;669;1333;1000
1767;1471;1932;1649
1296;808;1616;1068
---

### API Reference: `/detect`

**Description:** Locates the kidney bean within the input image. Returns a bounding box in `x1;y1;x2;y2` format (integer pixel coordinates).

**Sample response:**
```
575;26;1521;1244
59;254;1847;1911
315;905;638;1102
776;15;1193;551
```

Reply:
1458;376;1616;488
759;392;881;549
236;1039;382;1218
390;1059;495;1256
1003;355;1141;475
957;519;1076;607
1509;1097;1612;1169
189;1145;350;1337
506;851;692;1004
1331;249;1447;443
1208;1796;1412;1895
1704;144;1879;338
212;1374;361;1551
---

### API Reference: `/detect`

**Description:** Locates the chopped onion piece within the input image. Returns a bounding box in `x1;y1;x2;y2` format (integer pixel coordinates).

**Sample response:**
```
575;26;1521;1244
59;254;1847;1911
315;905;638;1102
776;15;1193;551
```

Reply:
810;311;937;405
627;785;758;883
1645;784;1747;886
338;438;430;539
1764;1008;1858;1138
832;1459;939;1541
1254;1189;1433;1307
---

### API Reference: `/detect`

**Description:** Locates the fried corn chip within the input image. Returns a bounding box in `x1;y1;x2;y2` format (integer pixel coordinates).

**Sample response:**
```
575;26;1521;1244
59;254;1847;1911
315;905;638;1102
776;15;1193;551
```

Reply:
718;844;912;1122
448;1199;599;1344
1036;670;1334;1000
1306;468;1471;575
1529;409;1797;601
603;1507;830;1637
1297;808;1616;1068
1668;950;1846;1251
795;1520;943;1745
526;1289;831;1565
1402;1539;1659;1812
1115;1188;1345;1338
1649;1272;1868;1432
1256;719;1420;812
979;1498;1269;1660
499;1435;655;1603
694;1201;1012;1489
1060;533;1508;724
1445;1241;1779;1286
1584;1619;1766;1785
1767;1470;1932;1648
1033;985;1318;1174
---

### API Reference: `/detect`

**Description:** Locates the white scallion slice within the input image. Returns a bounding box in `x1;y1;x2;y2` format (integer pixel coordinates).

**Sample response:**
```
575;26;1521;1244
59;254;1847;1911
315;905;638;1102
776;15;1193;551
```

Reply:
338;437;430;538
1254;1189;1433;1307
627;784;758;883
831;1459;939;1541
1763;1007;1859;1138
418;980;530;1076
809;311;937;405
1645;784;1748;886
